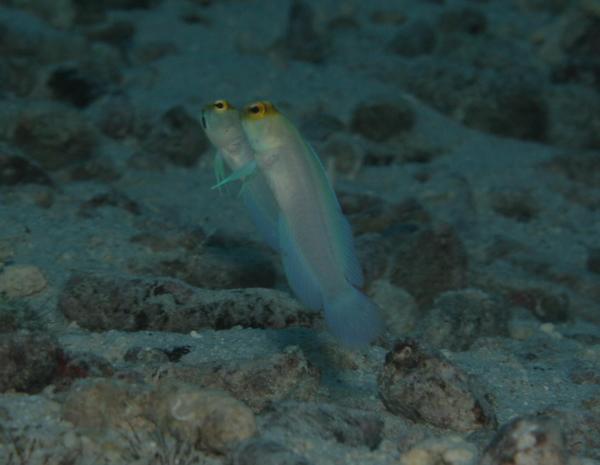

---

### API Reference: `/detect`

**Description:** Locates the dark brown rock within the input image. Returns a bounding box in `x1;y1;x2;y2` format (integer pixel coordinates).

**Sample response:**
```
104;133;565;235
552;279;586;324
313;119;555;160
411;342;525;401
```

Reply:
506;287;570;322
144;105;208;167
461;79;548;142
282;1;330;64
13;106;97;170
390;224;469;309
350;100;416;142
58;272;320;332
0;332;61;393
47;67;103;108
587;248;600;275
78;190;141;217
378;340;496;431
387;20;436;57
0;152;52;186
418;289;509;351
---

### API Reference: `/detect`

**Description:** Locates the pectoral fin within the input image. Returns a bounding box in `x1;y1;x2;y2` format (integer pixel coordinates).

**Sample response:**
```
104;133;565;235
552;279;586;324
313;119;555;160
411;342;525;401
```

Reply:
211;160;257;190
212;151;228;193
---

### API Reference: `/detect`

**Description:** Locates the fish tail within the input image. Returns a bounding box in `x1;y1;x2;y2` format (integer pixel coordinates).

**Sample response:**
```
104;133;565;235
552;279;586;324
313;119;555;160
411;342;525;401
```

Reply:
324;285;382;348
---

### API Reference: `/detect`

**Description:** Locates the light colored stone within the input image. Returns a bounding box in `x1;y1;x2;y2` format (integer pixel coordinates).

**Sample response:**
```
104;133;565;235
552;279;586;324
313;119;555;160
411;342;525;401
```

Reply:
155;383;257;454
400;436;478;465
0;264;47;298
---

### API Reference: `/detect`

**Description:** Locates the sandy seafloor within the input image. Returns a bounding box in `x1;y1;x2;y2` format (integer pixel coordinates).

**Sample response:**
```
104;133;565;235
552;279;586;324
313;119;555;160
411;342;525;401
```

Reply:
1;0;600;464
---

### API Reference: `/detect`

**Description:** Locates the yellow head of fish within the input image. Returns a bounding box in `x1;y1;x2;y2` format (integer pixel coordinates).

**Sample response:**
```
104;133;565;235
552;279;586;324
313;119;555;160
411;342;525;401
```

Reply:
240;101;289;152
201;99;242;149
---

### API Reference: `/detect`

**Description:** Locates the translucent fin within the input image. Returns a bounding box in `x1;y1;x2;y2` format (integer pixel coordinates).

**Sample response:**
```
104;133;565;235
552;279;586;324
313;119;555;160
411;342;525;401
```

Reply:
305;143;364;287
279;214;322;310
241;187;279;251
213;151;227;186
324;286;382;348
211;160;257;190
332;213;364;287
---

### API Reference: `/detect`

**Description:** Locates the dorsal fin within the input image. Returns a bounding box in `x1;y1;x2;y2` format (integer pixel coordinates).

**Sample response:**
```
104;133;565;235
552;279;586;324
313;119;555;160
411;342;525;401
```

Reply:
305;143;364;288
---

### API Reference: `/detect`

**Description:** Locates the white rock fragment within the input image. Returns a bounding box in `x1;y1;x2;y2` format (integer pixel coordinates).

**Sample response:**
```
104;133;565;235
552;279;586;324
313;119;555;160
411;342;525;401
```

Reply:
400;435;478;465
0;264;47;298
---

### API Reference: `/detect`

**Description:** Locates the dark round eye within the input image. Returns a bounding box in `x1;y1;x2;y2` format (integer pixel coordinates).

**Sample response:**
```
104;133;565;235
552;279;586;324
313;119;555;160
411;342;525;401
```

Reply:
214;101;225;109
250;105;260;114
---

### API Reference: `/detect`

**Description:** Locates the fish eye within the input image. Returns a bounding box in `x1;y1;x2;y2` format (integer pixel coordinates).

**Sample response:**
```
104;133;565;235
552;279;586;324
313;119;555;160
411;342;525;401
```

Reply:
213;100;228;111
249;103;263;114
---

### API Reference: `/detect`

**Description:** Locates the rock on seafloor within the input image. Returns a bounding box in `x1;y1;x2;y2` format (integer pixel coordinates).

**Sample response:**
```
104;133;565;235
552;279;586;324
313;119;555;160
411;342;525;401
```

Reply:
350;99;416;143
63;378;257;455
399;435;479;465
12;104;98;170
390;224;469;309
260;401;384;450
378;340;496;432
417;289;510;351
153;382;257;454
142;105;209;167
0;264;47;298
229;438;312;465
0;332;61;393
152;346;321;412
58;272;320;332
479;416;568;465
0;150;53;186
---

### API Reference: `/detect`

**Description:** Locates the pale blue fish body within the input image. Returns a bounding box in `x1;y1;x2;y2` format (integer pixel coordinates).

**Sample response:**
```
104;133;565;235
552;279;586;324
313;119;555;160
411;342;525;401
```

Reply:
201;101;279;250
240;102;382;347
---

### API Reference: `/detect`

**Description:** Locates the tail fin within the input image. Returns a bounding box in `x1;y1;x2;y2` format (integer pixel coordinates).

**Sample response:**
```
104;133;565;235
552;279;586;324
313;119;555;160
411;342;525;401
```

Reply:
324;286;382;348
